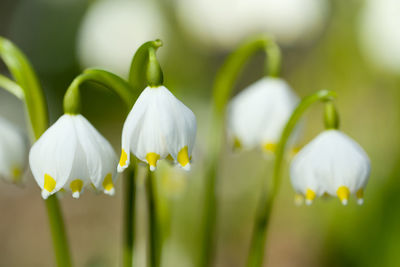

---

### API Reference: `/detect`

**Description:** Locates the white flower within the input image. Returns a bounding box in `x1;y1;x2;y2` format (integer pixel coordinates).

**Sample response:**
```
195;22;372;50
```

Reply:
228;77;299;152
0;117;27;183
175;0;328;49
290;130;370;205
29;114;118;199
359;0;400;73
118;85;196;172
77;0;168;77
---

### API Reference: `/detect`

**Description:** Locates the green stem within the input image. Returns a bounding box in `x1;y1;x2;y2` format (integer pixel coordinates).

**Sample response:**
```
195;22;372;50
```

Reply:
123;165;136;267
201;35;281;267
128;39;163;90
63;68;137;114
45;195;72;267
146;46;164;87
146;170;161;267
0;37;71;267
246;90;336;267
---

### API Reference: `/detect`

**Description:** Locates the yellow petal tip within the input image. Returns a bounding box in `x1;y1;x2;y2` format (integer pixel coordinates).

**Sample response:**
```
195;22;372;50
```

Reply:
305;188;316;205
44;174;56;193
146;152;160;171
177;146;190;168
263;143;276;153
356;188;364;205
119;149;128;167
102;173;114;195
337;186;350;205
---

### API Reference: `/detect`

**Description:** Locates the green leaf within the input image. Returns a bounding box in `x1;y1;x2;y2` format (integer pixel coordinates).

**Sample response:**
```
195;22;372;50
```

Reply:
0;36;48;139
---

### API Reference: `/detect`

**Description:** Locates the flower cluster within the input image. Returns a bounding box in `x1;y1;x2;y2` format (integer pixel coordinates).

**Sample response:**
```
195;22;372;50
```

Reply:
27;85;196;199
1;37;370;208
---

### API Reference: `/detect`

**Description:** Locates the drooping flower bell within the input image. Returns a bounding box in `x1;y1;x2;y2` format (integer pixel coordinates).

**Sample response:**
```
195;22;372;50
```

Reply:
228;77;299;152
0;117;27;183
29;114;118;199
290;103;370;205
118;85;196;172
118;42;196;173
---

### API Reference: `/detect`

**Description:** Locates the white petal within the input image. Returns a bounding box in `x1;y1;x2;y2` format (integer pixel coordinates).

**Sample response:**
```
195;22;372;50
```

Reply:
74;115;118;193
119;87;153;171
123;87;169;163
290;149;324;196
29;115;78;198
0;117;28;182
62;136;90;198
228;77;299;149
155;86;196;164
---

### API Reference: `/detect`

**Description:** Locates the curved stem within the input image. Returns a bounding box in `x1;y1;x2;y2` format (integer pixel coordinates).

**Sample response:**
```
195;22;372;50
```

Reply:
201;35;281;267
213;34;281;117
247;90;336;267
63;67;140;267
0;37;71;267
146;170;161;267
63;69;137;114
123;165;136;267
128;39;163;90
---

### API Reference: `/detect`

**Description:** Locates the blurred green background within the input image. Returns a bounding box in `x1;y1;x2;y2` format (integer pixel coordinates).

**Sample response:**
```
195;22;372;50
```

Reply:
0;0;399;266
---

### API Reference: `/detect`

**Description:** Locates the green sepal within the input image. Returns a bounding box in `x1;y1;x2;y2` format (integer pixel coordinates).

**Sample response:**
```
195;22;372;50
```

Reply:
324;101;340;130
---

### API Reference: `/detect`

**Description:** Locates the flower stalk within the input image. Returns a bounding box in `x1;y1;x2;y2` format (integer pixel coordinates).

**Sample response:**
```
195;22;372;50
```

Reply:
45;195;72;267
63;68;138;267
0;37;71;267
125;39;166;267
202;35;281;267
146;170;161;267
246;90;336;267
122;165;136;267
63;68;137;114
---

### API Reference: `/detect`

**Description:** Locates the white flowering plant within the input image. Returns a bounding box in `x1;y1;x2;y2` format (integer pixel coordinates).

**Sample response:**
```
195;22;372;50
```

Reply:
0;33;371;267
